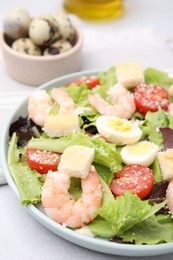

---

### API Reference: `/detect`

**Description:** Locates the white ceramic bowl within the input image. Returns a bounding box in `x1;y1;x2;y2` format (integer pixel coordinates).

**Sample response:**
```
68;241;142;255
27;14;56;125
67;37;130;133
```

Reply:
0;25;83;86
1;70;173;257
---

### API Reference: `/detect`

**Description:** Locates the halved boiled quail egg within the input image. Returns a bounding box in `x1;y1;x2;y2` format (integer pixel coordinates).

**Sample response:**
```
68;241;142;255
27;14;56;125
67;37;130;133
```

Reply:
121;140;159;166
95;115;142;145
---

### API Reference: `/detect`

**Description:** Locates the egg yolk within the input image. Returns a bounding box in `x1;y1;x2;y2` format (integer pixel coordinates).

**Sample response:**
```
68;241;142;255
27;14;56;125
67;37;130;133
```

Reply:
107;119;132;132
127;142;153;156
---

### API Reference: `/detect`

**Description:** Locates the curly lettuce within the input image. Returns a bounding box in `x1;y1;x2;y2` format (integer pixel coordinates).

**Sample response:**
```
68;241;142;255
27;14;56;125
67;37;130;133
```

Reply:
8;133;43;205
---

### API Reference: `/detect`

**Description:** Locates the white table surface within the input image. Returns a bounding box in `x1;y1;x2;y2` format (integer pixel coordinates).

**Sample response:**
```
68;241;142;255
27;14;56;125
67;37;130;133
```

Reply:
1;0;173;259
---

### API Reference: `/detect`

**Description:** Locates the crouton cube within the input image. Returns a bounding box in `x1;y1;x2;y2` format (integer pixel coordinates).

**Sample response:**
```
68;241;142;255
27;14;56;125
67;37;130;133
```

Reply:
44;114;80;137
58;145;95;178
116;63;144;88
157;149;173;181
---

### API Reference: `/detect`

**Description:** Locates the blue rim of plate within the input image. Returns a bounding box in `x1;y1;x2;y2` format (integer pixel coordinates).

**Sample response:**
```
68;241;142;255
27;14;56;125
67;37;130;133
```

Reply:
1;70;173;257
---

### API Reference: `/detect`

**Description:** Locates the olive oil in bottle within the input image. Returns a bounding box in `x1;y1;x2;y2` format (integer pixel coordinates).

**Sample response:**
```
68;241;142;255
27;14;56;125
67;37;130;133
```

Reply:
63;0;123;21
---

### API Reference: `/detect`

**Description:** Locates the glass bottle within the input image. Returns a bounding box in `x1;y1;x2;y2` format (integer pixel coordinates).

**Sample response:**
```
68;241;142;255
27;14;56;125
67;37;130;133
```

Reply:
63;0;123;21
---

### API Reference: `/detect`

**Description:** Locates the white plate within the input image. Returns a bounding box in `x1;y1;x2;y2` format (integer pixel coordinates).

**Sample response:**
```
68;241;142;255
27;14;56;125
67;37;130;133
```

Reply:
1;70;173;257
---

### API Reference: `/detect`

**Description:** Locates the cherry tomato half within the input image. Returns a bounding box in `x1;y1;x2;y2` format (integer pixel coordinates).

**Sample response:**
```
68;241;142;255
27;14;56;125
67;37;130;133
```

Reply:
134;84;169;115
26;149;61;174
67;76;100;88
110;164;154;199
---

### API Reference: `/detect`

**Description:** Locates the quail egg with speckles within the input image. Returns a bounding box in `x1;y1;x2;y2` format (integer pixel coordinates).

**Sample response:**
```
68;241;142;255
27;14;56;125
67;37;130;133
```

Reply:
53;12;75;43
12;38;42;56
29;15;61;46
3;6;31;40
43;39;72;56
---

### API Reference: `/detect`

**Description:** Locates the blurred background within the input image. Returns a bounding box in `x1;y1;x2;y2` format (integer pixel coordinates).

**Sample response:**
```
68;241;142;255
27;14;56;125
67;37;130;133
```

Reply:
1;0;173;72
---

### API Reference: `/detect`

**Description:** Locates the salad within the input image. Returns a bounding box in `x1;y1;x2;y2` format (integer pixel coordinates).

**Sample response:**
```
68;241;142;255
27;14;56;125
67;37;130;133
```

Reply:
8;63;173;245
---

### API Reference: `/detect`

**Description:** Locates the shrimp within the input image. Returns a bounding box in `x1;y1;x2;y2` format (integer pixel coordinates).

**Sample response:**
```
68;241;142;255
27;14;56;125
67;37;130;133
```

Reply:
88;83;136;119
41;166;102;228
166;180;173;214
51;88;76;114
28;90;52;126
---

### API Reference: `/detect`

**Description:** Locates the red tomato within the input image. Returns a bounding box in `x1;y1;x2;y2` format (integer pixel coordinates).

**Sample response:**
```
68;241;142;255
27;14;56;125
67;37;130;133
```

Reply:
110;164;154;199
134;84;169;115
26;149;61;174
67;76;100;88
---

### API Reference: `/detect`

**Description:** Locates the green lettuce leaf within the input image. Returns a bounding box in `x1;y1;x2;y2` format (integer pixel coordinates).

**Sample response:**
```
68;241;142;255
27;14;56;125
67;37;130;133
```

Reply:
150;158;163;183
98;67;117;87
140;109;169;147
97;192;151;234
87;178;115;238
120;208;173;244
27;132;122;172
48;102;60;115
144;67;173;90
93;163;114;186
92;192;166;237
68;177;82;200
167;114;173;128
80;111;99;124
99;176;115;204
79;111;99;132
93;67;117;99
65;84;91;107
156;213;173;230
120;215;173;244
8;133;43;205
88;216;116;238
